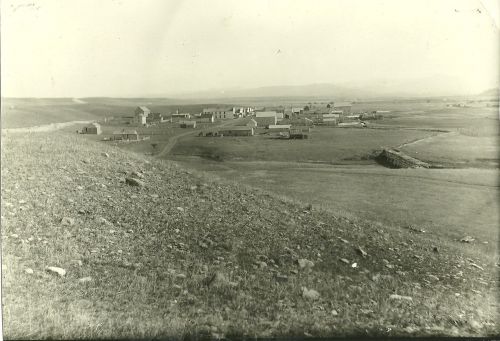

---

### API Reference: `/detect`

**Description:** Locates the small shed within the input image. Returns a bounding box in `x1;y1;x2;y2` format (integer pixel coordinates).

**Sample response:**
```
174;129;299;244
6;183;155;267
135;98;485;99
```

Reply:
180;120;196;128
82;122;102;135
113;129;139;141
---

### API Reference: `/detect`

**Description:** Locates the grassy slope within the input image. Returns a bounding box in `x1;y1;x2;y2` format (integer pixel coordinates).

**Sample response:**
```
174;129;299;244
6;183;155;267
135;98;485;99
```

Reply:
1;132;498;339
171;160;499;256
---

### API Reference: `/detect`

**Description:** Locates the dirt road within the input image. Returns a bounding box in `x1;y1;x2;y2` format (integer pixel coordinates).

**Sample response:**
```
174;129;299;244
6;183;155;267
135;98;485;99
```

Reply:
2;120;94;134
156;118;241;157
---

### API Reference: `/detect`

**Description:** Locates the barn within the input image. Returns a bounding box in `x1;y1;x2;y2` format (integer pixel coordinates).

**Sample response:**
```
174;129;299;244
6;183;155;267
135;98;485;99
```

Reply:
135;106;151;125
218;126;254;136
333;102;352;115
254;111;277;128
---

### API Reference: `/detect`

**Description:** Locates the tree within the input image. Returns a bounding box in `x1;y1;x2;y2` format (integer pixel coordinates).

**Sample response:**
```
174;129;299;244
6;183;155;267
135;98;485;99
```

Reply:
326;103;331;108
304;105;310;111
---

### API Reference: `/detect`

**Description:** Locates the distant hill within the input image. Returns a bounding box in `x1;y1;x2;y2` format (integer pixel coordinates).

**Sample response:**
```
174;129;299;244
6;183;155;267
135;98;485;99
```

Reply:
477;88;499;97
172;76;482;100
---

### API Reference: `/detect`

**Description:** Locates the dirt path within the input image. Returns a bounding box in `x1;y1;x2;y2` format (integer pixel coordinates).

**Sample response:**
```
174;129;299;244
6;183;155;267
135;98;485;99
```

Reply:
2;120;94;134
396;131;453;149
157;118;241;157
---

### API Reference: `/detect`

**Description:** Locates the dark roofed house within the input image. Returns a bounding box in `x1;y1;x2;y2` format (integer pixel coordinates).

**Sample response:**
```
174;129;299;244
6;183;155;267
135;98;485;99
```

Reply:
179;120;196;128
203;107;235;120
82;122;102;135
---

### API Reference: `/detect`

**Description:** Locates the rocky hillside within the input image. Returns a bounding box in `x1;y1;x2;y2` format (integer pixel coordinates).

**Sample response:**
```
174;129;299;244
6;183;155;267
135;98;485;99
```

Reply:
1;132;498;339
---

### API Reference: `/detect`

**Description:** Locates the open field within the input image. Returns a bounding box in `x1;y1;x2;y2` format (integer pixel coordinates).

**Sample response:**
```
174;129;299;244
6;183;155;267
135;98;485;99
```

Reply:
171;158;499;256
170;127;439;163
399;132;499;168
0;98;234;129
2;132;498;338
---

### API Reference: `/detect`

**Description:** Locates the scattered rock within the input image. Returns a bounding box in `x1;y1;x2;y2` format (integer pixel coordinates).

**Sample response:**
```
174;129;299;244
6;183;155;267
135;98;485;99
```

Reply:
470;263;484;270
61;217;75;226
78;276;92;283
460;236;475;243
176;207;184;212
125;177;145;187
204;272;237;288
302;287;320;300
102;152;109;158
339;258;350;264
131;171;144;178
331;309;339;316
389;294;413;301
257;261;267;269
275;274;288;282
298;258;314;270
176;273;187;279
356;246;368;258
351;262;358;268
428;274;440;281
45;266;66;277
24;268;34;274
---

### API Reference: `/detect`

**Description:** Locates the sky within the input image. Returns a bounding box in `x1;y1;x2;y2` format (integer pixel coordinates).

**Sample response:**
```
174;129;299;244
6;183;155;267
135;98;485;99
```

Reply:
1;0;499;97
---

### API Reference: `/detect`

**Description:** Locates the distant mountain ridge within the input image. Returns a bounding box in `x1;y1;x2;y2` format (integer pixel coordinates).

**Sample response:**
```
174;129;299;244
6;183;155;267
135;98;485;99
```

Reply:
172;77;495;100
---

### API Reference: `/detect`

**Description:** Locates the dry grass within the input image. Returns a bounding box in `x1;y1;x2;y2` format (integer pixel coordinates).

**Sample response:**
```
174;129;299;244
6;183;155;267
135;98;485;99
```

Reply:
1;132;498;338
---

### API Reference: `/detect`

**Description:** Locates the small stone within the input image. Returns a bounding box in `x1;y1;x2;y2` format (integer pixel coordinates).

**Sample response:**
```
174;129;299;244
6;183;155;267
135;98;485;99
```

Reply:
61;217;75;226
176;207;184;212
386;264;394;269
460;236;475;243
298;258;314;270
46;266;66;277
102;152;110;158
275;274;288;282
125;177;145;187
176;273;187;279
470;263;484;270
131;171;144;178
302;287;320;300
339;258;350;264
11;234;19;238
466;321;481;331
24;268;34;274
428;274;440;281
351;262;358;268
258;261;267;269
389;294;413;301
356;247;368;257
331;309;338;316
290;269;298;275
78;277;92;283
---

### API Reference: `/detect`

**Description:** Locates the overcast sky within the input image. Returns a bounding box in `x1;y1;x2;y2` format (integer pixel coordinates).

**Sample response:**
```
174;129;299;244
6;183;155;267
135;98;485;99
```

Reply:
1;0;499;97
